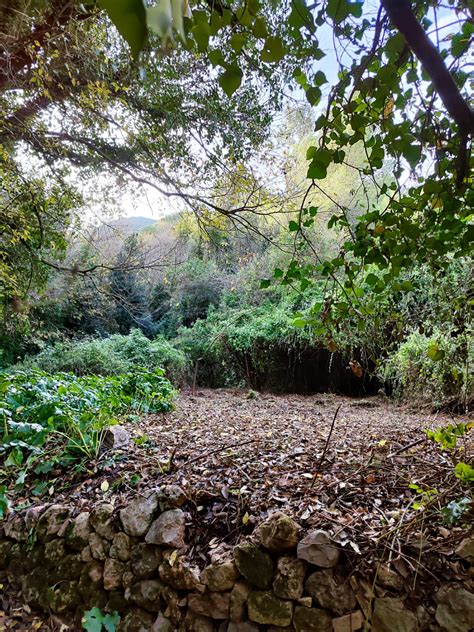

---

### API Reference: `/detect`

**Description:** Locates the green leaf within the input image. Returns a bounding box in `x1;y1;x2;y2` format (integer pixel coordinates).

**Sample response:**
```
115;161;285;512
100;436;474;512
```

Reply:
230;33;247;53
314;71;327;86
307;160;327;179
208;49;225;68
454;462;474;483
103;612;121;632
252;17;268;38
273;268;284;278
219;65;243;97
261;36;285;63
427;343;445;362
326;0;349;23
100;0;147;58
260;279;271;288
82;607;103;632
305;86;321;105
191;22;211;52
288;220;299;231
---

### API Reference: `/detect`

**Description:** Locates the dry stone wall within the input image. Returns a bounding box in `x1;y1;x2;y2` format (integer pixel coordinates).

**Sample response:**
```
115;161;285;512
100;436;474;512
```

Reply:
0;487;472;632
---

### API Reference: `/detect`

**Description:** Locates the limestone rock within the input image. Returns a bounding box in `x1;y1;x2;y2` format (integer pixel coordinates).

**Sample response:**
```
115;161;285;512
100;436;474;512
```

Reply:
90;503;116;540
293;605;332;632
297;530;340;568
21;567;49;609
110;532;131;562
152;612;174;632
273;556;305;600
130;579;165;612
234;543;274;589
435;586;474;632
24;504;47;531
455;536;474;564
4;515;27;542
159;555;202;590
65;512;91;550
202;560;240;591
162;585;183;624
157;485;188;511
36;505;71;542
118;608;155;632
247;591;293;627
146;509;186;548
51;553;83;582
298;596;312;607
81;546;93;562
183;610;214;631
188;590;231;619
372;598;418;632
120;494;159;537
104;558;125;590
256;512;301;552
305;569;356;615
49;580;81;613
130;543;162;579
332;610;365;632
230;581;250;623
0;541;13;569
89;532;109;560
104;425;131;449
227;623;259;631
376;564;404;591
44;538;67;565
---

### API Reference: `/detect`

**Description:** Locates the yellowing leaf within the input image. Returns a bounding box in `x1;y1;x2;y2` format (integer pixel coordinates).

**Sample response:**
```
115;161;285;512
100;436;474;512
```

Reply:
100;480;110;492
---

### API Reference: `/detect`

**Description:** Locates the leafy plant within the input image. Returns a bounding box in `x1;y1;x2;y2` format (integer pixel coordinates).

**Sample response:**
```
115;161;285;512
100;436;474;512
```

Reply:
82;607;120;632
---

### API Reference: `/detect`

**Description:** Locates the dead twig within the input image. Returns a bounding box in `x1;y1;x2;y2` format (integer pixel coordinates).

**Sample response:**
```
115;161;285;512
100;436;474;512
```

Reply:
181;438;259;467
310;404;341;489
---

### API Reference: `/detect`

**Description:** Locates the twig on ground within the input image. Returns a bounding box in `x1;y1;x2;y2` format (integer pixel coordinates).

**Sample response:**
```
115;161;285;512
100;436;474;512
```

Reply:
310;404;341;490
181;438;259;467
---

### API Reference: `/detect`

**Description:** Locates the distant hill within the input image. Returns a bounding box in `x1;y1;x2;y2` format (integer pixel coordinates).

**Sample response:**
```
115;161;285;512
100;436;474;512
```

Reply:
105;216;157;235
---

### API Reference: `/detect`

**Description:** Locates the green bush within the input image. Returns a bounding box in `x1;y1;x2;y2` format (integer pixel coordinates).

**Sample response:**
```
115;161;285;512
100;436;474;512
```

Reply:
380;328;473;409
17;330;189;384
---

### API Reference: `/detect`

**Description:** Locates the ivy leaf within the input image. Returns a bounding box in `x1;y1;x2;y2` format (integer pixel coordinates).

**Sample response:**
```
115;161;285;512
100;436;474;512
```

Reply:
219;65;243;97
103;612;121;632
261;36;285;63
100;0;147;58
82;607;104;632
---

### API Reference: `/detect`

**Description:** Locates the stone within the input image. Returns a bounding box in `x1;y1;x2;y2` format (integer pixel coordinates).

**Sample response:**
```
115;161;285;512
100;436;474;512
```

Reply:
157;485;188;510
89;532;109;560
188;590;231;619
107;591;130;612
273;556;305;600
84;561;104;585
227;623;259;632
118;608;155;632
183;610;214;631
230;581;250;623
435;586;474;632
293;605;332;632
81;546;93;562
202;560;240;591
372;598;418;632
90;503;116;540
22;568;49;609
247;591;293;627
120;493;159;537
152;612;174;632
376;564;404;591
44;538;67;565
24;504;47;531
162;585;183;624
256;512;301;552
130;543;162;579
159;556;202;590
4;515;27;541
146;509;186;548
110;532;131;561
297;530;340;568
0;540;13;569
455;536;474;564
51;553;83;582
49;580;81;613
305;569;356;616
298;597;312;608
65;511;91;550
332;610;365;632
104;558;125;590
104;425;131;449
36;505;71;542
129;579;165;612
234;543;274;589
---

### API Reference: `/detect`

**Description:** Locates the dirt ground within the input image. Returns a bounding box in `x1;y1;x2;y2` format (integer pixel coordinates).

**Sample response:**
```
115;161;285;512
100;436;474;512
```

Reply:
1;389;472;629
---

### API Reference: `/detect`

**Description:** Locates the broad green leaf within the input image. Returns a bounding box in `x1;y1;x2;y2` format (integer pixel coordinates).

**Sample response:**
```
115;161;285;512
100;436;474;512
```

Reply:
191;22;211;52
100;0;147;58
219;65;243;97
261;36;285;63
230;33;247;53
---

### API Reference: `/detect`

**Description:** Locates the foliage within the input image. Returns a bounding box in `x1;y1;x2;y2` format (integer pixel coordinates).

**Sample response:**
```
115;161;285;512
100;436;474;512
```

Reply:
17;329;189;384
82;607;120;632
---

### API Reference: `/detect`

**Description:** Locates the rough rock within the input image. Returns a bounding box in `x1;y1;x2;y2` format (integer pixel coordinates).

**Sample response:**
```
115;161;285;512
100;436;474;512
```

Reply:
376;564;404;591
305;569;356;615
146;509;186;548
297;530;340;568
89;532;109;560
49;580;81;613
90;503;116;540
227;623;259;632
152;612;174;631
36;505;71;542
372;598;418;632
157;485;188;511
202;560;240;591
162;585;183;624
455;536;474;564
65;512;91;550
0;540;13;569
44;538;67;565
230;581;250;623
130;543;162;579
110;532;131;562
256;512;301;552
118;608;155;632
188;590;231;619
298;596;312;607
183;610;214;631
273;556;305;600
159;555;202;590
4;515;27;542
120;493;159;537
293;605;332;632
104;425;131;449
247;591;293;627
332;610;365;632
21;568;49;609
234;543;274;589
129;579;165;612
435;586;474;632
51;553;83;582
104;558;125;590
